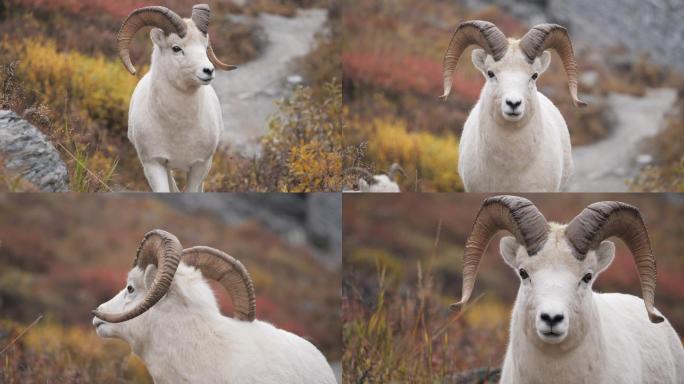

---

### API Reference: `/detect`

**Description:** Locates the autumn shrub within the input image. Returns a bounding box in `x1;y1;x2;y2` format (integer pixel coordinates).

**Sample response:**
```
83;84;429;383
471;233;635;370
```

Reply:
630;98;684;191
208;80;344;192
9;38;137;132
343;259;505;383
362;119;463;192
0;318;153;383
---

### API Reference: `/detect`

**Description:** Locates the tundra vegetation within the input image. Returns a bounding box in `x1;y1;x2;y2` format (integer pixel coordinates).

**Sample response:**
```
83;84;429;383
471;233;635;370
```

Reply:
342;0;684;192
0;0;343;192
342;193;684;383
0;195;341;382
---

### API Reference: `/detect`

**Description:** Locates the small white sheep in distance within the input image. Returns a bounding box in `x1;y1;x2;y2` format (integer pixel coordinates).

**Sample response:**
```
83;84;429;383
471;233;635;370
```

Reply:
441;21;585;192
344;164;406;192
118;4;236;192
452;195;684;384
93;230;336;383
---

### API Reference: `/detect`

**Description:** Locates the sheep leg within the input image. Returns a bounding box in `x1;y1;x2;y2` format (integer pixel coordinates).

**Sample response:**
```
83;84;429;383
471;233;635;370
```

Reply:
165;162;180;193
142;160;170;192
186;159;211;192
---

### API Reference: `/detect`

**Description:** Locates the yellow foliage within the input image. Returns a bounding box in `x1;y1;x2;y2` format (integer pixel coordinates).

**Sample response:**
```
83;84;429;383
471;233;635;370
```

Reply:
8;38;138;131
288;139;343;192
463;297;510;330
259;80;345;192
365;119;463;191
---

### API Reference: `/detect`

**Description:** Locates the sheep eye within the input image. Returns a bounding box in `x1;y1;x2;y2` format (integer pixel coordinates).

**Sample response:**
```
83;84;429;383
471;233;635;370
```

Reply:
487;70;495;79
582;273;593;283
127;285;134;294
531;72;539;80
172;45;182;53
519;268;529;279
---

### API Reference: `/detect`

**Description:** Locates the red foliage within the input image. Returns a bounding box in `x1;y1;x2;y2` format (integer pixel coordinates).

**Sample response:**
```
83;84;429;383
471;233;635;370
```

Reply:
343;51;482;102
77;267;128;301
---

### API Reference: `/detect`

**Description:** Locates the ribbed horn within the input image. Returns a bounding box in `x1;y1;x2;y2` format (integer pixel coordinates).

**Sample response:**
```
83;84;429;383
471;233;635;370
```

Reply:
192;4;237;71
117;6;187;75
387;163;406;182
519;24;586;107
452;195;549;310
440;20;508;100
93;229;183;322
191;4;210;34
182;246;256;321
565;202;663;323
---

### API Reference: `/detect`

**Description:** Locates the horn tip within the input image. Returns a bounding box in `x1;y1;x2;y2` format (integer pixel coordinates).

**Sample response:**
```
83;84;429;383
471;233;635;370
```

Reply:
574;98;587;107
649;312;665;324
449;300;466;311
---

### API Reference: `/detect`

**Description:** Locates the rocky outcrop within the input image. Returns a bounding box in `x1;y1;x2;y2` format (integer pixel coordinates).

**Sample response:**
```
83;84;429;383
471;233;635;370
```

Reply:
0;110;69;192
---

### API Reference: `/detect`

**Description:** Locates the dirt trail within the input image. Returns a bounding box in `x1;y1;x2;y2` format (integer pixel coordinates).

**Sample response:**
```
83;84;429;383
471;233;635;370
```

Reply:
568;88;677;192
213;9;327;156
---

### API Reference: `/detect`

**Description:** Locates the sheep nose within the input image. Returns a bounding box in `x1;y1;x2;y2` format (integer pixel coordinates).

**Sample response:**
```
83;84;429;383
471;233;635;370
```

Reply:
506;99;522;110
203;67;214;76
540;313;565;326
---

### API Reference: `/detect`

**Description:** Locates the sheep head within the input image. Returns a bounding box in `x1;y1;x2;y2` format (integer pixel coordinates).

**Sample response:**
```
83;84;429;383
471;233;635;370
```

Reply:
117;4;236;81
93;229;256;341
452;196;662;346
440;21;586;123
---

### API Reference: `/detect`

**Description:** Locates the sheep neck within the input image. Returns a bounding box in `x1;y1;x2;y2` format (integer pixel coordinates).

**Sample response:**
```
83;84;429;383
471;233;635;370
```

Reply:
148;65;203;124
506;291;607;383
478;97;544;170
131;306;231;383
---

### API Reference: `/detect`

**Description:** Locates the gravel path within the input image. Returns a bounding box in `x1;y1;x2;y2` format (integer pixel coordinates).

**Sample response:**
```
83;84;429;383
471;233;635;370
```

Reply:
568;88;677;192
213;9;327;156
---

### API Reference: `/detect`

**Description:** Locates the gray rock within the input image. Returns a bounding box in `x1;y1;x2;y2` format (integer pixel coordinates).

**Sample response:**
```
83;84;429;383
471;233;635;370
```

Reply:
0;110;69;192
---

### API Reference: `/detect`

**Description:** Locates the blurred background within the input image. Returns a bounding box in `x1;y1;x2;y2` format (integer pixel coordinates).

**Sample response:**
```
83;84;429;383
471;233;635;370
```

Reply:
342;193;684;383
343;0;684;192
0;0;343;192
0;193;342;383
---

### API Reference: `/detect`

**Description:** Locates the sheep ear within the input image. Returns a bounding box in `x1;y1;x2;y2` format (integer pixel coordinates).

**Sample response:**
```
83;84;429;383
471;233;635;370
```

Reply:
500;236;521;267
150;28;167;48
595;240;615;274
536;51;552;74
143;264;158;291
471;48;487;73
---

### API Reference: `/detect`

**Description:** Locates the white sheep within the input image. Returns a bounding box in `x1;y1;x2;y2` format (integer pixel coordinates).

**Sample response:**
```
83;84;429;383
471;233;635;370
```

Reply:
344;164;405;192
452;195;684;384
93;230;337;384
441;21;585;192
118;4;236;192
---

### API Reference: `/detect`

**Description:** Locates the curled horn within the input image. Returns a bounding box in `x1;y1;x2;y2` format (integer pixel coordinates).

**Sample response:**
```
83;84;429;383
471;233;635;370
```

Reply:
452;195;549;310
344;167;376;185
93;229;183;322
387;163;406;182
565;202;663;323
519;24;586;107
117;6;187;75
192;4;237;71
182;246;256;321
440;20;508;100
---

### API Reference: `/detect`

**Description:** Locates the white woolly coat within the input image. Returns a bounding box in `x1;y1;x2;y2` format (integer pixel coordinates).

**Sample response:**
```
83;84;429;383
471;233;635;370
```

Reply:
458;92;572;192
502;292;684;383
127;69;221;174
